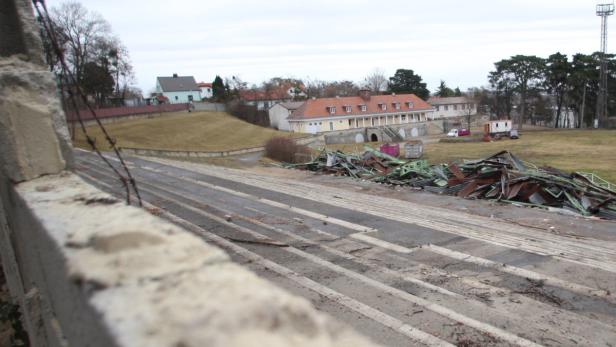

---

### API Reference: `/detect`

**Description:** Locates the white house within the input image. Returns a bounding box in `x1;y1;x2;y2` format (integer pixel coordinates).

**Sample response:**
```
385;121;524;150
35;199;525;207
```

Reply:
268;101;304;131
288;91;433;134
155;74;201;104
197;82;213;99
428;96;476;119
240;83;306;110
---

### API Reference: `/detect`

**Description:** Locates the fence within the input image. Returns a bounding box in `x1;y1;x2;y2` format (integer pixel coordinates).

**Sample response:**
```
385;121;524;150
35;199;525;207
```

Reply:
65;103;189;122
226;101;270;127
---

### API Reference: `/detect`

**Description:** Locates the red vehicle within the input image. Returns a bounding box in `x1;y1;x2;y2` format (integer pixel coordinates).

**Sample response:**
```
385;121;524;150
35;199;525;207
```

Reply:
447;128;471;137
458;128;471;136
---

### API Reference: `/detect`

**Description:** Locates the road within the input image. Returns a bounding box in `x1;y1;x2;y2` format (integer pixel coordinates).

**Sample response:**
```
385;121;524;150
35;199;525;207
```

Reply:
74;149;616;347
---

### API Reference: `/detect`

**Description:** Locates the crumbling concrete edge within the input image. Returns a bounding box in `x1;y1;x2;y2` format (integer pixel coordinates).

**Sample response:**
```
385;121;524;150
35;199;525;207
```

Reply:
4;172;376;347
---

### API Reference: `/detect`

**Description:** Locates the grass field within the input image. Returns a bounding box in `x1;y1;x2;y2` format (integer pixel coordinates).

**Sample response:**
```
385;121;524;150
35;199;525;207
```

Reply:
323;129;616;183
73;111;303;152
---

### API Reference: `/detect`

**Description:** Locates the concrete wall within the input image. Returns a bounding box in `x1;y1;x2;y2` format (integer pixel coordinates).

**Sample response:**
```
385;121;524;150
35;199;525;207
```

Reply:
1;173;375;347
193;102;226;112
0;2;376;346
120;135;323;159
324;123;428;144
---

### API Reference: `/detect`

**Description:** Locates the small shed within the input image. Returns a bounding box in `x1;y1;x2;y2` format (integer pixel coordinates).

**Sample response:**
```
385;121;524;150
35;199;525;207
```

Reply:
485;120;513;135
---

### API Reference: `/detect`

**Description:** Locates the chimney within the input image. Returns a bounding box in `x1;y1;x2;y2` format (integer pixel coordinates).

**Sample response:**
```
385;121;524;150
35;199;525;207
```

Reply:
335;95;340;99
358;89;371;101
392;92;396;96
172;73;178;78
311;96;316;100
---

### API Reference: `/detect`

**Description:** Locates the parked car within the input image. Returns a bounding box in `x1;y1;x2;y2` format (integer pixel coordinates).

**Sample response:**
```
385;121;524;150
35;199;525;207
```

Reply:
447;128;471;137
458;128;471;136
509;129;519;139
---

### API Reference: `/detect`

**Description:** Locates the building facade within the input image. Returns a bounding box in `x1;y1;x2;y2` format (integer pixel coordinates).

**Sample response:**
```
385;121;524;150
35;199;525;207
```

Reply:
428;96;476;119
156;74;202;104
268;101;304;131
288;91;433;134
240;83;305;110
197;82;213;99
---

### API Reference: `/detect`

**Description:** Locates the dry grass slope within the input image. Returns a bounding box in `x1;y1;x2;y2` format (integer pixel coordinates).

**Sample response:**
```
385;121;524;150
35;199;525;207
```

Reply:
423;130;616;183
73;111;303;152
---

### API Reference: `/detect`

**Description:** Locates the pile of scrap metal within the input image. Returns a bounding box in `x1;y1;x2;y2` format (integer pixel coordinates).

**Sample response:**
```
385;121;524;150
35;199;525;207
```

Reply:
285;148;616;219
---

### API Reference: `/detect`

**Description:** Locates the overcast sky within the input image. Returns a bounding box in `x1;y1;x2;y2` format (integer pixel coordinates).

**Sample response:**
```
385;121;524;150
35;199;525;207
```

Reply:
47;0;606;95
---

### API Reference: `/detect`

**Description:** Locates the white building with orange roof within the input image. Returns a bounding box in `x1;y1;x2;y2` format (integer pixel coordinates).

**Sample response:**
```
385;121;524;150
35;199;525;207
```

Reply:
287;90;433;134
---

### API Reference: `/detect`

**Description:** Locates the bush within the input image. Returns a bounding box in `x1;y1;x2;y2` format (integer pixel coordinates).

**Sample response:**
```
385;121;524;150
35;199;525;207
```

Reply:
265;137;311;163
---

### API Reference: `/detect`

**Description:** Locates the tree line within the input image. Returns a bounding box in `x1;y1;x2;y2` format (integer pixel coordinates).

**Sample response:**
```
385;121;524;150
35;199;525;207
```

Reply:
487;53;615;128
209;68;443;102
38;1;139;108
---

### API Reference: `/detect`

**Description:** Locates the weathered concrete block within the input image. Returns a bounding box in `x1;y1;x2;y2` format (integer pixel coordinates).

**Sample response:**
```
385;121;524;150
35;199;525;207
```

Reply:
4;172;377;347
0;57;72;182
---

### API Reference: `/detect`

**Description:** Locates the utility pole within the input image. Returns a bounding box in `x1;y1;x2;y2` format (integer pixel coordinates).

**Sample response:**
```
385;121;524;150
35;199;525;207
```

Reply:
596;2;614;128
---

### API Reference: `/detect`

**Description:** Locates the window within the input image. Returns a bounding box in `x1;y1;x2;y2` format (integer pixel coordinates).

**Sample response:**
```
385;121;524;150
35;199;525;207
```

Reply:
444;105;449;111
379;103;387;111
175;96;179;100
188;95;193;101
348;119;353;127
360;105;367;112
329;122;334;131
394;102;400;110
309;123;312;126
371;118;375;126
401;115;406;121
435;105;439;111
345;106;352;113
328;106;336;114
453;105;457;110
407;101;414;108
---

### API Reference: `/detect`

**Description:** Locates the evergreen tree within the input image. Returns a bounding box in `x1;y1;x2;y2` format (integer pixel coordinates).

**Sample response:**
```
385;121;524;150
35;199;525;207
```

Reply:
387;69;430;99
212;75;227;101
435;80;455;97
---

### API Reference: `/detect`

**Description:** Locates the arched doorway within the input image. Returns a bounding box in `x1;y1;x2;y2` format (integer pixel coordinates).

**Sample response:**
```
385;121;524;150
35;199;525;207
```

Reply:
371;133;378;142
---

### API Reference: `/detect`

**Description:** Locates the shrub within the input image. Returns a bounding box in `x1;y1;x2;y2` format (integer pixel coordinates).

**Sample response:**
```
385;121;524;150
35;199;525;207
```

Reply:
265;137;311;163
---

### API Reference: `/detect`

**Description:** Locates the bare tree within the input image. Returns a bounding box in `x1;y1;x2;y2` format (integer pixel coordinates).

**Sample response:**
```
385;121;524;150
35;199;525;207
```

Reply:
304;78;326;98
464;88;481;129
42;1;135;106
363;68;388;94
50;1;111;83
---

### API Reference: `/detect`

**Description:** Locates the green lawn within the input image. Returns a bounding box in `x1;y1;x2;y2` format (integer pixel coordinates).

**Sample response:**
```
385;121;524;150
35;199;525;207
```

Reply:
323;129;616;183
74;111;303;152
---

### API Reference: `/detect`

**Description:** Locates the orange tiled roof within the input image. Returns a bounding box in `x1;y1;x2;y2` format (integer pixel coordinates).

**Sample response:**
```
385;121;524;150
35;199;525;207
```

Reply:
289;94;432;120
197;82;212;88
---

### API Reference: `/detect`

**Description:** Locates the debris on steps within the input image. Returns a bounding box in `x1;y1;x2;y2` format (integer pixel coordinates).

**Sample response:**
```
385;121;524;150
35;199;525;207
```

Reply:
284;148;616;220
